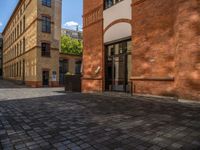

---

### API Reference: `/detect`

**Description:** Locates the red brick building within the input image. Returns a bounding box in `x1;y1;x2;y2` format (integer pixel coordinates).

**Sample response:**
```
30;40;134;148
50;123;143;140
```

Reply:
82;0;200;101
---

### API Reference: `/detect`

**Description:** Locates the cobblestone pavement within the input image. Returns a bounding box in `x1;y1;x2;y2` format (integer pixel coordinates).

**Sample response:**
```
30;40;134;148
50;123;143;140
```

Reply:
0;80;200;150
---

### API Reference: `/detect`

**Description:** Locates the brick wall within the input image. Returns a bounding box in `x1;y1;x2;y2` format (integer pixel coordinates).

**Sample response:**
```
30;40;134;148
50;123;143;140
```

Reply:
82;0;104;92
132;0;177;97
83;0;200;100
132;0;200;100
175;0;200;100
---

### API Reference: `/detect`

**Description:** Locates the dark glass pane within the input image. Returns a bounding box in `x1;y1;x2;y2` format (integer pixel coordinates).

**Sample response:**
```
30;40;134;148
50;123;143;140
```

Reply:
42;0;51;7
42;16;51;33
75;61;82;74
104;0;123;9
41;43;50;57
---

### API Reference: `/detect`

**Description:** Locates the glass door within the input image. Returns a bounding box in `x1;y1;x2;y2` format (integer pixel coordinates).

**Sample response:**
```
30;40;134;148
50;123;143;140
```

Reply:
105;40;131;92
111;53;127;91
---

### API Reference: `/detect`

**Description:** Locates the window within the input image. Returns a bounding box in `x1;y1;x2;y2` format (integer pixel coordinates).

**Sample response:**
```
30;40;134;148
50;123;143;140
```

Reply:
20;8;23;15
19;61;21;77
20;40;22;54
17;62;18;77
41;43;50;57
75;61;82;74
23;37;26;52
59;60;68;74
17;43;19;56
17;25;19;37
23;3;26;12
15;45;17;57
42;16;51;33
42;0;51;7
23;16;26;31
104;0;123;9
20;21;22;34
15;28;16;40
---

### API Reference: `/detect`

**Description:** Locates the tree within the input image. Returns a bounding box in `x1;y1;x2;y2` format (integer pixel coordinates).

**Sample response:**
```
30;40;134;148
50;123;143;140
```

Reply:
61;35;83;55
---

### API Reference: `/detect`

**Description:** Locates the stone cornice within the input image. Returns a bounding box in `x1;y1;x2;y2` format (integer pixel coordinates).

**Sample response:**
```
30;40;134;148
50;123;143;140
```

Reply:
2;0;31;35
83;5;103;28
3;46;59;65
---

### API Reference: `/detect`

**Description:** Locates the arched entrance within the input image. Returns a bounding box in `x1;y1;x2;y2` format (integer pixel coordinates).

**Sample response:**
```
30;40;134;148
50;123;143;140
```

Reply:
104;21;132;92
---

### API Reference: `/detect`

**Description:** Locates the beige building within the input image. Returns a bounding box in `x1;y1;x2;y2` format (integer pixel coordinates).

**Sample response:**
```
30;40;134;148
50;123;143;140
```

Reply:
0;33;2;77
59;29;83;84
59;53;82;85
61;28;83;41
2;0;62;87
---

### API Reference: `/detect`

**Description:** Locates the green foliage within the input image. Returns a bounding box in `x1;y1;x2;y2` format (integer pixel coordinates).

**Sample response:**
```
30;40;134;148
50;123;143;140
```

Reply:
61;35;83;55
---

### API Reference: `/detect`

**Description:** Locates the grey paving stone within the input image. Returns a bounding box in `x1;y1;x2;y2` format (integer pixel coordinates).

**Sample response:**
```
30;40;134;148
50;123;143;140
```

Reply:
0;79;200;149
171;143;183;149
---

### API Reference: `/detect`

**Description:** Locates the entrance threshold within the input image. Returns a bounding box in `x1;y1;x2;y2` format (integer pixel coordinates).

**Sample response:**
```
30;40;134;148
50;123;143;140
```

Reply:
98;91;132;98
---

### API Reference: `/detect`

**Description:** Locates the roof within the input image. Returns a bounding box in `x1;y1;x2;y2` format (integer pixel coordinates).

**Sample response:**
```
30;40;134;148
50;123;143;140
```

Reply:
62;28;83;33
2;0;21;35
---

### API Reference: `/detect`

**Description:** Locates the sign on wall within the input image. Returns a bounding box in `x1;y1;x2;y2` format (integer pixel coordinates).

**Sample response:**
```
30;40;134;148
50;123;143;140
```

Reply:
52;71;57;81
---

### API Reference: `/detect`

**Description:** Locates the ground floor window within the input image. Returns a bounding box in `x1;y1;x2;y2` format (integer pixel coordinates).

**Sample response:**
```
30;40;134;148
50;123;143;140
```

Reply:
59;59;69;84
75;60;82;74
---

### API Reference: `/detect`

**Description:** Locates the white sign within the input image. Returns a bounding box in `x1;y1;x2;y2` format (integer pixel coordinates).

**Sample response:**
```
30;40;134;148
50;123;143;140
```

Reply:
52;71;57;81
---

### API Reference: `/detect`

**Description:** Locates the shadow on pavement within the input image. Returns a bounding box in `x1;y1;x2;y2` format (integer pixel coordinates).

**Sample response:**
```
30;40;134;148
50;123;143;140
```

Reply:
0;94;200;149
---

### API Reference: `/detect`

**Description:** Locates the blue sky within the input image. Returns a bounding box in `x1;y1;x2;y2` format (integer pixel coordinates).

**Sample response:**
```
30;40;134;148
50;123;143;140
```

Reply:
0;0;83;32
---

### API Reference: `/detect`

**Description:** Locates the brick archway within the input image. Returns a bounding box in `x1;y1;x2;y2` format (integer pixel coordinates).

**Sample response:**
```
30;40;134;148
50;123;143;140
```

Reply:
104;18;132;34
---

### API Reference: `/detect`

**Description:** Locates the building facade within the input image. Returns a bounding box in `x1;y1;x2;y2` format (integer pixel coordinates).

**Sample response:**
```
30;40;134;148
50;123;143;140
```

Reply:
59;29;82;84
82;0;200;101
2;0;62;87
59;53;82;85
0;33;3;77
61;28;83;41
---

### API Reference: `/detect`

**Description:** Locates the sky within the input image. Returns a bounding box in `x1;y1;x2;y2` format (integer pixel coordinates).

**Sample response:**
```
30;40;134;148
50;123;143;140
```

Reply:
0;0;83;32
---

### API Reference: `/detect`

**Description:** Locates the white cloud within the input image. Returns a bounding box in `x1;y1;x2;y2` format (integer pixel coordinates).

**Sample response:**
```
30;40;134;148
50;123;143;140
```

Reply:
64;21;79;27
63;21;83;31
0;22;2;27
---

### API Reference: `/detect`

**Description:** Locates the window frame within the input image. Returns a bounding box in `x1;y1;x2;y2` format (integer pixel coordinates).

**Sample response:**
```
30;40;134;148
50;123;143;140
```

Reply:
104;0;124;10
41;42;51;57
42;0;51;7
41;15;51;33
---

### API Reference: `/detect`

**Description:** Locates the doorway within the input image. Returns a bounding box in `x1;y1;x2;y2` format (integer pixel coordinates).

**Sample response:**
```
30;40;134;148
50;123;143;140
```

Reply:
42;70;49;86
105;40;132;92
59;59;68;85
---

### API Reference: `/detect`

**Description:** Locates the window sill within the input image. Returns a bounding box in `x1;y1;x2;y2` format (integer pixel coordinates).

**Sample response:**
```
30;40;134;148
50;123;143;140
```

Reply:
42;32;51;34
42;5;51;8
41;55;51;58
